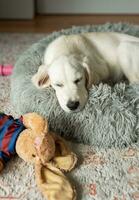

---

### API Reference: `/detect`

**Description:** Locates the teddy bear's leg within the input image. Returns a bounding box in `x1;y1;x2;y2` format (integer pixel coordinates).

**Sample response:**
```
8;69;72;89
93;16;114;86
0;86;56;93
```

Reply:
35;161;76;200
51;133;77;171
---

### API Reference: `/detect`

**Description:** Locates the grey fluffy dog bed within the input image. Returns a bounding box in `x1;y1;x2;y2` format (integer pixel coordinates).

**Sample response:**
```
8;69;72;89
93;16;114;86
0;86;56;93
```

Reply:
11;23;139;148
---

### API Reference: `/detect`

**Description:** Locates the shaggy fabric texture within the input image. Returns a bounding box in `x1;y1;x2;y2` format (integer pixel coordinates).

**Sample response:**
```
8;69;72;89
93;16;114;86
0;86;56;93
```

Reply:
11;23;139;148
0;29;139;200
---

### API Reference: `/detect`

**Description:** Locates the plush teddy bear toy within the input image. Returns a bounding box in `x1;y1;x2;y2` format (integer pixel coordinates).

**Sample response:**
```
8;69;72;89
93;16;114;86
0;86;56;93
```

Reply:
0;112;77;200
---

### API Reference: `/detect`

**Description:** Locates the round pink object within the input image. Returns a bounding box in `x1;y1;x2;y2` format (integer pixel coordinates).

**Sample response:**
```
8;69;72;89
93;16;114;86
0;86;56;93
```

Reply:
0;64;14;76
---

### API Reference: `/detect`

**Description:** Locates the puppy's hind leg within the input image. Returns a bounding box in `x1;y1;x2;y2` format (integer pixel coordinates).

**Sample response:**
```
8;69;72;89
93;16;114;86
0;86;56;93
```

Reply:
118;41;139;83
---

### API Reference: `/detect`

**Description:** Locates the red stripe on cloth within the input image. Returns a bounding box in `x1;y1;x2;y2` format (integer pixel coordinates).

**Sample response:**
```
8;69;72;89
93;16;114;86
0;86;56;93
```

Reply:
1;123;18;157
0;115;9;127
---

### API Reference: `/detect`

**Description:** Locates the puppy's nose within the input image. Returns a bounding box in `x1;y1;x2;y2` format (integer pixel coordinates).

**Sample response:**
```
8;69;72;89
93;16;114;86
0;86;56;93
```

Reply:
67;101;79;110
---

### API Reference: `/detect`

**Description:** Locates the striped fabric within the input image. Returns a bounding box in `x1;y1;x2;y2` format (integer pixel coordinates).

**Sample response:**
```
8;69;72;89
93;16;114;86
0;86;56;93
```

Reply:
0;113;25;164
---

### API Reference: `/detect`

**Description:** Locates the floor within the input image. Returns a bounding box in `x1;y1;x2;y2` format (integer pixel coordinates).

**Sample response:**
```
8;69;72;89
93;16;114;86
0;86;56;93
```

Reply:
0;14;139;33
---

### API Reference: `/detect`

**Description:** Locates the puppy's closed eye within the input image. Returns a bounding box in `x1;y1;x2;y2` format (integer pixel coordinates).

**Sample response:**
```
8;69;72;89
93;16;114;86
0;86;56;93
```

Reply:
74;77;82;84
55;83;64;87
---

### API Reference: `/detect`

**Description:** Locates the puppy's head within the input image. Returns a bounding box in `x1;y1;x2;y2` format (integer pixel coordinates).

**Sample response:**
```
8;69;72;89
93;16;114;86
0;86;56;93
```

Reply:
32;55;91;113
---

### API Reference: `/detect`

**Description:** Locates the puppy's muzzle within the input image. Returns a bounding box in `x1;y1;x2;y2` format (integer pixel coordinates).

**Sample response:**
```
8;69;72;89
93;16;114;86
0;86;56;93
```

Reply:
67;101;79;110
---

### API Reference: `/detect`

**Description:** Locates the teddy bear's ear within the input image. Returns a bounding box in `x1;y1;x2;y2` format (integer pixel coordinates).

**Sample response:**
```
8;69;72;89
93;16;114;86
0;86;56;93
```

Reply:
35;162;76;200
51;133;77;171
16;129;37;163
23;113;48;136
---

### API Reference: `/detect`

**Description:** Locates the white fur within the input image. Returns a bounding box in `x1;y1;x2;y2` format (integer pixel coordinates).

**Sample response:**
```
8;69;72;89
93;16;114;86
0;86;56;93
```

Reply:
32;32;139;112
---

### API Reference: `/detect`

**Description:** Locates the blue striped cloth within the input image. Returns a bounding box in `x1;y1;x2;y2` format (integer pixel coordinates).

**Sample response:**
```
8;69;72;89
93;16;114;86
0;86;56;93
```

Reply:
0;113;25;164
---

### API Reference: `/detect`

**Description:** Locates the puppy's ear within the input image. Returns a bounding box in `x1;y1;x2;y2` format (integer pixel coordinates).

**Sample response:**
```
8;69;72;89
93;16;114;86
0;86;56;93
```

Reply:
32;65;51;89
82;56;92;89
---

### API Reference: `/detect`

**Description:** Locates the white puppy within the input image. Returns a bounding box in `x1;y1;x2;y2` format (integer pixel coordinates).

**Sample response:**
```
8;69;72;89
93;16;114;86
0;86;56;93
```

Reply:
32;32;139;112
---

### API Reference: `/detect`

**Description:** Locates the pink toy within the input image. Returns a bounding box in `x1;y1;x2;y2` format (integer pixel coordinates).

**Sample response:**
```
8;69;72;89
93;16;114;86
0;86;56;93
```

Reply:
0;64;14;76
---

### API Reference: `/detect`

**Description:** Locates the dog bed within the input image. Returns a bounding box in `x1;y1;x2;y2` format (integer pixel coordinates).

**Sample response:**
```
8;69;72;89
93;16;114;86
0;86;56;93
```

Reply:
11;23;139;148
